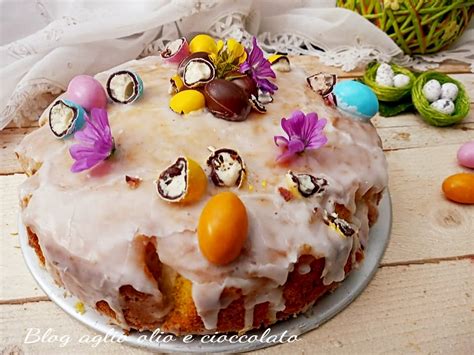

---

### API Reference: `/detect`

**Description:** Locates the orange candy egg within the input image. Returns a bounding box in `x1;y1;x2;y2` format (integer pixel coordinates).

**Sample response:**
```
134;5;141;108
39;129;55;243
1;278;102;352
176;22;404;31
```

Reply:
442;173;474;204
198;192;248;265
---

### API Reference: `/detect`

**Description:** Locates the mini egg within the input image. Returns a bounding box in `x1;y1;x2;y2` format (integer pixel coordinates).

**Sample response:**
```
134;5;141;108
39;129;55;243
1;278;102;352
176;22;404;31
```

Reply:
393;73;410;88
376;63;394;78
422;79;441;102
169;90;205;114
457;141;474;169
65;75;107;111
203;79;251;121
375;73;394;87
430;99;455;115
333;80;379;121
198;192;248;265
440;82;459;101
48;99;86;138
189;34;217;54
442;173;474;204
106;70;144;104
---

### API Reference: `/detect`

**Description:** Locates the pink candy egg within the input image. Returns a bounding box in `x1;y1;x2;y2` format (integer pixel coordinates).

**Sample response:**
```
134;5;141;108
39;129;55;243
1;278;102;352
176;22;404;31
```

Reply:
65;75;107;111
457;141;474;169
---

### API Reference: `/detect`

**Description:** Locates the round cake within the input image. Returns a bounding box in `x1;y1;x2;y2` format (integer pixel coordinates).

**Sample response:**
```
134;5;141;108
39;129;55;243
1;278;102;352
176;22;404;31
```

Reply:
16;37;388;335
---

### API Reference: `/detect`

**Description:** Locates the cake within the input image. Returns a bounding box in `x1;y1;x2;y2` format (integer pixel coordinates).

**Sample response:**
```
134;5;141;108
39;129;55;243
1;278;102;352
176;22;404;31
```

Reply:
16;36;388;335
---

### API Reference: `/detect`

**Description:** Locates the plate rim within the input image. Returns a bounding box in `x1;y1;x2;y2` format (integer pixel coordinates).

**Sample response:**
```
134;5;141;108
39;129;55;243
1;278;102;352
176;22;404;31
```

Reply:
19;190;392;353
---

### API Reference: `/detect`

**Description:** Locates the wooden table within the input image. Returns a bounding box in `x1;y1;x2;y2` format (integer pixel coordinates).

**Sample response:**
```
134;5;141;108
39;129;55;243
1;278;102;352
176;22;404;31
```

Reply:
1;58;473;354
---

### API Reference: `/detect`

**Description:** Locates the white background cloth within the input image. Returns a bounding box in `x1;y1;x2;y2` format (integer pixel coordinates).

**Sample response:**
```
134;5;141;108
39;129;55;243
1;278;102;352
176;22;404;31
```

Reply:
1;0;472;129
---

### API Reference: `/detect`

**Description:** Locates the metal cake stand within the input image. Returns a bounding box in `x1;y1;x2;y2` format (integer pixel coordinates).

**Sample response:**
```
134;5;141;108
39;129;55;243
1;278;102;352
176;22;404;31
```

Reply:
19;191;392;353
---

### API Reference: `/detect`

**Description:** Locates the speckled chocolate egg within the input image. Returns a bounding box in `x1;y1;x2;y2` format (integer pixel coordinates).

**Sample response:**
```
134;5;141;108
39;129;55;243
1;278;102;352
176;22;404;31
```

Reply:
430;99;455;115
440;82;459;101
203;79;251;121
65;75;107;111
422;79;441;102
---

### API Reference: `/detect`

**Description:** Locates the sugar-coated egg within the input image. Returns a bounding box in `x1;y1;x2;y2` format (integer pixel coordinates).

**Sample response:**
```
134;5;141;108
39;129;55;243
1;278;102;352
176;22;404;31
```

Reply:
189;34;217;54
442;173;474;204
376;63;394;78
457;141;474;169
430;99;455;115
333;80;379;121
169;90;205;114
440;82;459;101
375;73;394;87
65;75;107;111
198;192;248;265
393;74;410;88
422;79;441;103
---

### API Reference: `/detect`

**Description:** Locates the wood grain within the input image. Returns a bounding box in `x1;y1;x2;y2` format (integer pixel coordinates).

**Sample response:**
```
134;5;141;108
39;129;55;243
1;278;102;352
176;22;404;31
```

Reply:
1;260;472;354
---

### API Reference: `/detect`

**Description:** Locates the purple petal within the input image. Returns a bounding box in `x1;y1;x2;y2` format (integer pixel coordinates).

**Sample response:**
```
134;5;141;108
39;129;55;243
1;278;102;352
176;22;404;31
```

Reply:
306;135;328;149
287;138;305;154
274;135;289;147
314;117;327;131
70;156;103;173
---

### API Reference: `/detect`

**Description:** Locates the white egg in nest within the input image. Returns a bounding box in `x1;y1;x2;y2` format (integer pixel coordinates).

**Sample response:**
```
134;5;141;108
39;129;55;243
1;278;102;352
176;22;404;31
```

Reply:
430;99;455;115
422;79;441;102
376;63;394;78
440;82;459;101
393;74;410;88
375;73;394;87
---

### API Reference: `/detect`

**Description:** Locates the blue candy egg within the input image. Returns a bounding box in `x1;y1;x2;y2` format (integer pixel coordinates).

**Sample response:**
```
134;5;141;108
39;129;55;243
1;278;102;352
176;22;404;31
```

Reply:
333;81;379;121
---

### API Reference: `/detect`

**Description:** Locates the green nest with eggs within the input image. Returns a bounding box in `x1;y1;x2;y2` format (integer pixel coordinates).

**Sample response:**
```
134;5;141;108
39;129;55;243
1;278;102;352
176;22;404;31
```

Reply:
363;61;416;102
412;72;470;127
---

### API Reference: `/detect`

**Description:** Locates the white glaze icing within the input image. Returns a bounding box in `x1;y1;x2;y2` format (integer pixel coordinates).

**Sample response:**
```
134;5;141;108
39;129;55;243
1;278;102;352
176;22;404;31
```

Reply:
17;56;388;332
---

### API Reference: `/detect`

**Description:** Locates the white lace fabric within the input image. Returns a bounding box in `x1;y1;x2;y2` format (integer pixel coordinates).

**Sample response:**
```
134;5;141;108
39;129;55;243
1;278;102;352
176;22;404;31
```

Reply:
1;0;472;129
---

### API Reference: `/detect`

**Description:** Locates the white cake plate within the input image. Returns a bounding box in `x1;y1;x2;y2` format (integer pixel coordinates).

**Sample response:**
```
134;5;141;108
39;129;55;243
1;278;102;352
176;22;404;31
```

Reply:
19;191;392;353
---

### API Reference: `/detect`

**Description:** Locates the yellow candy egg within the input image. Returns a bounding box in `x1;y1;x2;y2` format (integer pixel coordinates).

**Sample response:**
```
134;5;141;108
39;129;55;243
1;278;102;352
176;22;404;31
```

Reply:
169;90;205;114
189;34;217;54
183;158;208;204
198;192;248;265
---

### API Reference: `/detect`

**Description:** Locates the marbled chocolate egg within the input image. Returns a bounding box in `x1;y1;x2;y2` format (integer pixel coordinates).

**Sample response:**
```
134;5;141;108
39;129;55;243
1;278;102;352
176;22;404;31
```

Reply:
203;79;251;122
457;141;474;169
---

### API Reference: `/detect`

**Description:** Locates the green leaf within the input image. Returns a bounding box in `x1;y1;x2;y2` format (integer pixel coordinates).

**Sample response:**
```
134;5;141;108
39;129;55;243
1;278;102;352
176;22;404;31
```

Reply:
378;99;414;117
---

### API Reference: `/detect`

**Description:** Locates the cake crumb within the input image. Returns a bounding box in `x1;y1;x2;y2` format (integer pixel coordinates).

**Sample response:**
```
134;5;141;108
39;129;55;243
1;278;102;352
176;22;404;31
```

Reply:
75;301;86;315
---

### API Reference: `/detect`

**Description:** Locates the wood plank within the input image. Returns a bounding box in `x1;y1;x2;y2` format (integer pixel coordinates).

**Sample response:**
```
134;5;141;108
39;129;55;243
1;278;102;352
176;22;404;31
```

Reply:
0;260;472;354
0;128;35;175
382;143;474;264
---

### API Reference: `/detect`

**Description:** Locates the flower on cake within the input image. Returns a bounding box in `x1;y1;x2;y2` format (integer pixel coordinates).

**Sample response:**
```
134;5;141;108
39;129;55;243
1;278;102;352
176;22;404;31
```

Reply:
274;110;327;162
69;108;115;173
209;38;247;78
239;37;278;94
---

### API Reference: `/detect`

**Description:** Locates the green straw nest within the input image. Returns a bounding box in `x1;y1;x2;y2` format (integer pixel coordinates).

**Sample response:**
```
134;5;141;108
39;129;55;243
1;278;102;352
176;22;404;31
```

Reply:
337;0;474;54
363;61;415;102
412;72;470;127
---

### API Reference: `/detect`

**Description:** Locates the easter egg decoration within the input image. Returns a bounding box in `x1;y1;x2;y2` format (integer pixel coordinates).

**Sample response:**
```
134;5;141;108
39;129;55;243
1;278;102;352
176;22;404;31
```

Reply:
106;70;144;104
430;99;455;115
65;75;107;111
155;156;207;204
440;82;459;101
442;173;474;204
393;73;411;88
333;80;379;121
160;37;190;64
169;90;205;114
198;192;248;265
48;99;86;139
422;79;441;103
457;141;474;169
188;34;217;54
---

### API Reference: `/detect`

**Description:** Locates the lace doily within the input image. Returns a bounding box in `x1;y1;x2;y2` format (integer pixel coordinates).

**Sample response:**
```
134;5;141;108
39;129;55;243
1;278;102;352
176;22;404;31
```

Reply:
1;0;472;129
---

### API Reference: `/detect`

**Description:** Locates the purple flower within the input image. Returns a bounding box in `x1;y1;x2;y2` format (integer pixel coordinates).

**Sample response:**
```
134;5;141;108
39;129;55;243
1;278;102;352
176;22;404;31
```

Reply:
274;110;327;162
69;108;115;173
239;37;278;94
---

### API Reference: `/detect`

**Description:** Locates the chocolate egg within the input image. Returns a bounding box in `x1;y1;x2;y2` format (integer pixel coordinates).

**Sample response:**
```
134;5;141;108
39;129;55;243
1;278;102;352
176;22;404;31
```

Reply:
178;52;211;76
228;74;258;98
204;79;251;122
